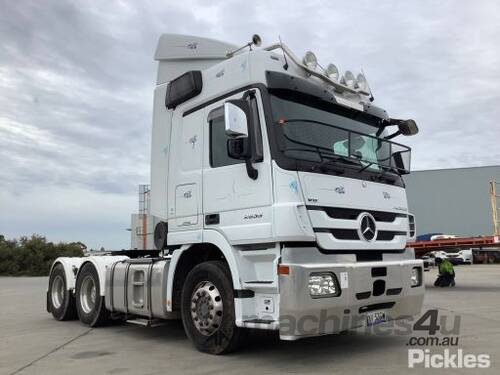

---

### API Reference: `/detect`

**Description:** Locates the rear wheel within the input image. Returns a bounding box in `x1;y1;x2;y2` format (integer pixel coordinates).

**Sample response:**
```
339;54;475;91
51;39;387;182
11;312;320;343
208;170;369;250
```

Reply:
181;261;246;354
75;262;110;327
48;264;77;320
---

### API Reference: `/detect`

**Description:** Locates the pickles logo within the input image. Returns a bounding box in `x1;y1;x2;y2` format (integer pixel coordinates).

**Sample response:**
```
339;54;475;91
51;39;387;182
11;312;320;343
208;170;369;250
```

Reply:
409;349;490;369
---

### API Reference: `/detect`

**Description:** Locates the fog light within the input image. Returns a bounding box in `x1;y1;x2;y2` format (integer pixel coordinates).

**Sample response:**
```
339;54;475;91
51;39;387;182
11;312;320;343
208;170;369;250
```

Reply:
411;267;422;287
308;272;340;298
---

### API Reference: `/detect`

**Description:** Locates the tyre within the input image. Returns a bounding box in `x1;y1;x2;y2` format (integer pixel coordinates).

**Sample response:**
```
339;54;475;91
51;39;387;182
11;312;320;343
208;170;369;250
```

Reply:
181;261;246;354
48;263;77;321
75;262;110;327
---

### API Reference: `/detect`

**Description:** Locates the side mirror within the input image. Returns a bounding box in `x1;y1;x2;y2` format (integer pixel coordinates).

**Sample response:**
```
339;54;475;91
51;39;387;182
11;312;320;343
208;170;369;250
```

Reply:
224;100;250;138
227;138;251;160
383;118;419;140
398;119;419;136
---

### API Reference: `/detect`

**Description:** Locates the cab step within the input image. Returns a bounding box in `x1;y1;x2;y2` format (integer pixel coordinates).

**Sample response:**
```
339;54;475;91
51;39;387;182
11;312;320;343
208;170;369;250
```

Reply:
126;318;165;327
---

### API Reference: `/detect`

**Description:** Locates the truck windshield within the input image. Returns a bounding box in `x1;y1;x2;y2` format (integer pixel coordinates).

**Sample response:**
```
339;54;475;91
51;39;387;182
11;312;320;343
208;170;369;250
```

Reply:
269;92;411;175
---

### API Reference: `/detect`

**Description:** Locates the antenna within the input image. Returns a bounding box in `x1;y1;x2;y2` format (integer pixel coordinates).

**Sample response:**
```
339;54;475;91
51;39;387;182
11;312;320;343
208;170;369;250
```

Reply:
279;35;288;70
226;34;262;58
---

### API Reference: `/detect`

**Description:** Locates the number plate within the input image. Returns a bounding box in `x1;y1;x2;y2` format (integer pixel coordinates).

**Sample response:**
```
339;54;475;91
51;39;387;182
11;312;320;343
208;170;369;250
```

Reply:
366;311;387;326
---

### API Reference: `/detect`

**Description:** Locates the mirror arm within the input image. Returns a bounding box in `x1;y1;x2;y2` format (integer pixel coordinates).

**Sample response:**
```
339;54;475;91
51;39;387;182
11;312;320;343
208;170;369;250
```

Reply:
375;126;386;137
245;159;258;180
384;130;402;140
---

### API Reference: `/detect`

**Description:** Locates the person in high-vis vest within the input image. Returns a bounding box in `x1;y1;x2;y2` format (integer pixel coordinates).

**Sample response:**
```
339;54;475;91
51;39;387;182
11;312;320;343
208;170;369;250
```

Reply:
434;257;456;287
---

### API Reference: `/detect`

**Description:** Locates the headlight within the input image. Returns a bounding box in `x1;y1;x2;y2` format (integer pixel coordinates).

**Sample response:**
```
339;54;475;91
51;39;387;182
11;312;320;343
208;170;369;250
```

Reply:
308;272;340;297
411;267;422;287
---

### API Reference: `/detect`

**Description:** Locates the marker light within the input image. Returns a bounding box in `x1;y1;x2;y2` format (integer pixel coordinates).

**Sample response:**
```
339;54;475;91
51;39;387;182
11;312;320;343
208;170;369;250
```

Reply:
356;73;368;91
325;63;339;81
411;267;422;287
303;51;318;69
342;70;356;88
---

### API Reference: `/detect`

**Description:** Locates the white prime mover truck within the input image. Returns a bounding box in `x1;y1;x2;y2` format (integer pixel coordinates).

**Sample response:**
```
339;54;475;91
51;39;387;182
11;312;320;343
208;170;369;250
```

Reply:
47;34;424;354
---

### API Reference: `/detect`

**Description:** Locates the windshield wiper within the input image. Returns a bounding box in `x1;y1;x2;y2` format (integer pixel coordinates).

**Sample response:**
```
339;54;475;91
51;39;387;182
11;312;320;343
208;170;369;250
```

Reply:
375;166;400;183
355;161;400;184
315;154;362;171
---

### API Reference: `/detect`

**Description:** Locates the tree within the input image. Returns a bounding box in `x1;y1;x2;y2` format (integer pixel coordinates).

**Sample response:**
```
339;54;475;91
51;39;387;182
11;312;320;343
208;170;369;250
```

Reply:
0;234;85;276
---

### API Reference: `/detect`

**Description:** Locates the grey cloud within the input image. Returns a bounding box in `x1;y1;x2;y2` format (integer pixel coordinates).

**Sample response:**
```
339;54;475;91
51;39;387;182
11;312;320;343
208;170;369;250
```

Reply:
1;0;499;248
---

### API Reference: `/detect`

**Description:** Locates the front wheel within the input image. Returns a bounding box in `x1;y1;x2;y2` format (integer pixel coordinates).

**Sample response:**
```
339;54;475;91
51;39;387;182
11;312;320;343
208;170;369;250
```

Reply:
181;261;246;354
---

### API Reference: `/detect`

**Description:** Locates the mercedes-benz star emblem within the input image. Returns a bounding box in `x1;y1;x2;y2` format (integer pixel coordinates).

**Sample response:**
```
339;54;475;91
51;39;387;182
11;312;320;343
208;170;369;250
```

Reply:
358;213;377;242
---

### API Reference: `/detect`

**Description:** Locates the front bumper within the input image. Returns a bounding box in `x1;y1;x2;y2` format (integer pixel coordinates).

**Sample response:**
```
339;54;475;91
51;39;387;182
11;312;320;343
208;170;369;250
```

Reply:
279;258;424;340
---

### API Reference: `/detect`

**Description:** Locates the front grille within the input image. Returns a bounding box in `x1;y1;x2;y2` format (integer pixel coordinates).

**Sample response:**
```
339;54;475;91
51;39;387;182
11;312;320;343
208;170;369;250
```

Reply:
377;231;407;241
309;206;409;249
315;228;407;241
308;206;406;222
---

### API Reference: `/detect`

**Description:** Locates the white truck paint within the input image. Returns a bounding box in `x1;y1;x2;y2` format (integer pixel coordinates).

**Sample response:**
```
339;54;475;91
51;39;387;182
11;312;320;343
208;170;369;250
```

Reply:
47;34;424;354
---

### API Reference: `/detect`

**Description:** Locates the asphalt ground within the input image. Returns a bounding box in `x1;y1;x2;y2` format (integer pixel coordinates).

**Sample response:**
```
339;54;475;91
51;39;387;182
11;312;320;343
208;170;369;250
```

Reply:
1;264;499;374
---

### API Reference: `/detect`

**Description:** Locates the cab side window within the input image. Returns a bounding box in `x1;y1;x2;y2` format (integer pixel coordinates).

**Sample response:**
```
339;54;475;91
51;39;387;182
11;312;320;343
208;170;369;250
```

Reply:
209;110;244;168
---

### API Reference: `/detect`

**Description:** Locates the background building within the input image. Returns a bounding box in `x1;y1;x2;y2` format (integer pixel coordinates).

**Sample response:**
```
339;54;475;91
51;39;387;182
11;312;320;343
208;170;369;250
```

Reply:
130;184;158;250
405;165;500;238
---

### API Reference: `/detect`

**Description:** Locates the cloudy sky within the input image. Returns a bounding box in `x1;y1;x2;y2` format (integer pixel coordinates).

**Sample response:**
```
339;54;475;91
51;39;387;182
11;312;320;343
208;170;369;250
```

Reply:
1;0;499;249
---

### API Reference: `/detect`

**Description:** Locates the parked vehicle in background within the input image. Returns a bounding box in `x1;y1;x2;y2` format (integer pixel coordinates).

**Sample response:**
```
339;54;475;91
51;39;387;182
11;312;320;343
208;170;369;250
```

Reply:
447;249;473;265
416;233;442;242
422;248;473;268
445;250;465;265
430;234;459;241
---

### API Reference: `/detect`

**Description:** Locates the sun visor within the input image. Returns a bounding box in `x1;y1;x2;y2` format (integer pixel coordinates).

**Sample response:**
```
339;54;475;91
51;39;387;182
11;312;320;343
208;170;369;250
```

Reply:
155;34;237;84
266;71;338;105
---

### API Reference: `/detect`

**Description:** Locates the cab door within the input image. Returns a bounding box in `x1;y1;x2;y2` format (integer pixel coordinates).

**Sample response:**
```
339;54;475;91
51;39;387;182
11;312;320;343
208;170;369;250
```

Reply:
167;109;204;244
202;89;273;244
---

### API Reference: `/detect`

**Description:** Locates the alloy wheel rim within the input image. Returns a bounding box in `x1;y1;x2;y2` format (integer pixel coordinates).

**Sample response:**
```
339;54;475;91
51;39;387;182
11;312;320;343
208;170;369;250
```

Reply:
190;281;223;336
80;275;97;314
51;275;64;309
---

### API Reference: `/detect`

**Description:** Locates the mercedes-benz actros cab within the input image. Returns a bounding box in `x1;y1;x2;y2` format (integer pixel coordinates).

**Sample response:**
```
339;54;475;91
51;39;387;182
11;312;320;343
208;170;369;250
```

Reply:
47;34;424;354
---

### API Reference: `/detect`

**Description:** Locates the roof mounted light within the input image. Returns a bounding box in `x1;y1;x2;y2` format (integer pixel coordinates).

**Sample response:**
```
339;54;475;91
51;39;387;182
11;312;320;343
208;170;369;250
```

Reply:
356;73;368;92
342;70;356;88
303;51;318;70
325;63;339;81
